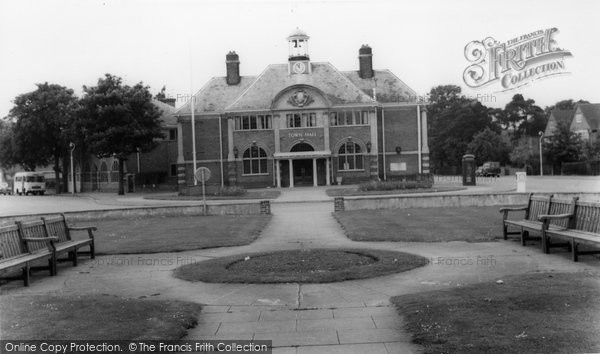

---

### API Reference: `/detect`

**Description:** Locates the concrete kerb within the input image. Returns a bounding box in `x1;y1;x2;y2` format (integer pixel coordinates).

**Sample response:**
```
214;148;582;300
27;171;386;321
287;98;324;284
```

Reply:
0;201;269;224
337;192;600;211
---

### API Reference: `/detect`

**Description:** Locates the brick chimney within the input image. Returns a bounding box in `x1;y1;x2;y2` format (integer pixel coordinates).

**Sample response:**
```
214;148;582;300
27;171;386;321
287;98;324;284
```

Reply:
226;51;241;85
358;45;374;79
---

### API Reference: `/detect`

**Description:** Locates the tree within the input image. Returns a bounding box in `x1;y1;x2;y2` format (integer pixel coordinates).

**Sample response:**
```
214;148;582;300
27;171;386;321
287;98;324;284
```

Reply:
544;98;590;116
427;85;500;170
7;83;79;192
79;74;163;195
467;128;510;165
501;94;546;141
0;118;17;169
543;121;585;172
509;138;537;172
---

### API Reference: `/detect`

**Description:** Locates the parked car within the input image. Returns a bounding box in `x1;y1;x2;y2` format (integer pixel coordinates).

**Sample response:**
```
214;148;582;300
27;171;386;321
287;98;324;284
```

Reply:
477;161;501;177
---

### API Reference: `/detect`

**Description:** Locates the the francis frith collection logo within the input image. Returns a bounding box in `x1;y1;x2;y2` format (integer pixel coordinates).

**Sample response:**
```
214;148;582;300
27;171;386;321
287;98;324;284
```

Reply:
463;28;572;91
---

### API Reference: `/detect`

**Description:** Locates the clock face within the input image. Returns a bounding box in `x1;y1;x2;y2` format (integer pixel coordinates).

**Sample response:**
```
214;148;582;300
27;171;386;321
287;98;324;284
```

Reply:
292;61;306;74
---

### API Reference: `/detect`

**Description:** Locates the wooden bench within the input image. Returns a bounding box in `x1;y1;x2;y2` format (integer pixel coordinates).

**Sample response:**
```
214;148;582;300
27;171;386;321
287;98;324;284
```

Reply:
41;214;96;267
0;221;58;286
500;194;578;246
540;200;600;262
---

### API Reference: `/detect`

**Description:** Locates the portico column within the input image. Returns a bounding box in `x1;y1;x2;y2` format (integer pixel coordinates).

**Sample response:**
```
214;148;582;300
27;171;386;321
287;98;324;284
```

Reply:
325;157;331;186
276;159;281;188
288;159;294;188
313;158;318;187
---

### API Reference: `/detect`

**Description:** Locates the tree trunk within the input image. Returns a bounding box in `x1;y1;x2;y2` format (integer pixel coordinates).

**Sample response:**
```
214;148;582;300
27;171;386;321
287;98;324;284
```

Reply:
54;154;61;194
118;157;125;195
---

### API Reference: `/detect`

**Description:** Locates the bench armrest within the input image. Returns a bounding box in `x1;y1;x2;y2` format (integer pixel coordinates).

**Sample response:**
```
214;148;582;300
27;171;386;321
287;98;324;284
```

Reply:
68;226;96;239
22;236;59;243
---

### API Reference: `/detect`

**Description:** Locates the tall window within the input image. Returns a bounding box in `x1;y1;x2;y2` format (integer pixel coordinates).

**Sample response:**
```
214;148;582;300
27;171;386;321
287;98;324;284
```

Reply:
286;112;318;128
338;142;363;171
234;115;272;130
330;110;369;126
111;160;119;182
100;162;109;182
243;146;268;175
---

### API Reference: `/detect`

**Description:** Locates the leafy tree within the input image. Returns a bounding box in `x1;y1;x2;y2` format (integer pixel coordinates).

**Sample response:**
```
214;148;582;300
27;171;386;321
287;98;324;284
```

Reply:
543;121;585;172
501;94;546;140
467;128;510;165
427;85;500;170
544;99;590;116
0;118;17;169
7;83;79;192
79;74;163;195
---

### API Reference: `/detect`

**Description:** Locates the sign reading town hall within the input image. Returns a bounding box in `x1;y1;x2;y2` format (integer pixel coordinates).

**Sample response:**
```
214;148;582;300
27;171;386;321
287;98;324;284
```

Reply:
174;29;429;188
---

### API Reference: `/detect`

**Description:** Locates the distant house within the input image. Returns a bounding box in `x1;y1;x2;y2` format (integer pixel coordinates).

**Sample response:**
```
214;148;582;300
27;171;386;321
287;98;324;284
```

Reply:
544;109;574;137
571;103;600;142
72;98;178;193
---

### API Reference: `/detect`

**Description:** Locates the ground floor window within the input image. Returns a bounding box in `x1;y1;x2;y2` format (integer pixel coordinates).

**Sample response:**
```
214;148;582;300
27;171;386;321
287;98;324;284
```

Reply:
243;146;268;175
338;142;363;170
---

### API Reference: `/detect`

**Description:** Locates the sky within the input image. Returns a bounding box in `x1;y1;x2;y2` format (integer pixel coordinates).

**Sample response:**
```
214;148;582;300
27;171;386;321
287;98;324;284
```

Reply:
1;0;599;118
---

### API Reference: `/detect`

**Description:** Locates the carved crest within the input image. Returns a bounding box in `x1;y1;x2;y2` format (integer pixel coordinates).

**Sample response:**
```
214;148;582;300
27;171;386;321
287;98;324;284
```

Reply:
287;89;314;107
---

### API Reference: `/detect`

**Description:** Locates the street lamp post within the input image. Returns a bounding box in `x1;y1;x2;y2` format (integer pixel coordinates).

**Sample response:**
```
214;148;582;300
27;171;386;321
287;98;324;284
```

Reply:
538;131;544;177
69;142;76;194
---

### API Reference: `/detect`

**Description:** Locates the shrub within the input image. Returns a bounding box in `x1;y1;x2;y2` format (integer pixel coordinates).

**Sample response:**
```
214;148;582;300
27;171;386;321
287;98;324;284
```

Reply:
358;178;433;191
216;185;246;196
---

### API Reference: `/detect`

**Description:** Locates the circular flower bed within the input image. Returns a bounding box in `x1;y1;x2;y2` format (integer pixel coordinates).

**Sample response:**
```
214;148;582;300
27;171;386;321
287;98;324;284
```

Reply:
174;248;428;284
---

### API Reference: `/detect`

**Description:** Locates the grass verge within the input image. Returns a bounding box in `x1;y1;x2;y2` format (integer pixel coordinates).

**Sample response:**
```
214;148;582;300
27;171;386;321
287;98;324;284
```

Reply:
72;215;271;255
392;272;600;354
174;248;428;283
326;186;465;197
0;294;202;339
334;206;503;242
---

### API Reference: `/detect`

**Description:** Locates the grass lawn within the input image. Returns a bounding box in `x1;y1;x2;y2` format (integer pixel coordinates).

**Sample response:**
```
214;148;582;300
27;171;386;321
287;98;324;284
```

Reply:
326;186;465;197
334;206;504;242
174;248;428;283
0;294;202;339
392;272;600;353
71;215;271;255
147;190;281;200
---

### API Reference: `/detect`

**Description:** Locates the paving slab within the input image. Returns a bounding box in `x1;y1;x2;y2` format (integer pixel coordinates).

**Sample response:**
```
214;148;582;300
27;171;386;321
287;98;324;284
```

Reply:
254;329;339;347
297;343;389;354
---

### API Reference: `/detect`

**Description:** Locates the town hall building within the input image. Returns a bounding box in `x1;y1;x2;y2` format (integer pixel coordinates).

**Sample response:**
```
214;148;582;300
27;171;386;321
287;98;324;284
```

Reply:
174;29;429;188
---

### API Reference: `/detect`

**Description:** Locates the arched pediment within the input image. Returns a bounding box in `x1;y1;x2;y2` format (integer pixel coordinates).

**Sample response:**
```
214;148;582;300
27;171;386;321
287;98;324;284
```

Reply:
271;85;331;110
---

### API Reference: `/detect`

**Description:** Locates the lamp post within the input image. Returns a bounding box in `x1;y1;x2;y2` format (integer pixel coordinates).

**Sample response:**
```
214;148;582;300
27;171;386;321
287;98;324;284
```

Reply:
538;131;544;177
69;142;75;194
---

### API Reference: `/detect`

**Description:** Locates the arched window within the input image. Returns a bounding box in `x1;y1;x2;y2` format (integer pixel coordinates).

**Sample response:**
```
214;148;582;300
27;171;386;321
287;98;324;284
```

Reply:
99;162;109;182
243;146;268;175
338;142;363;171
111;160;119;182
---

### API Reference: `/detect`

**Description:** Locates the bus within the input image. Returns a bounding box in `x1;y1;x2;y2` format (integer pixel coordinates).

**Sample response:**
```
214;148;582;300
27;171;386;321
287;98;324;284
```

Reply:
13;171;46;195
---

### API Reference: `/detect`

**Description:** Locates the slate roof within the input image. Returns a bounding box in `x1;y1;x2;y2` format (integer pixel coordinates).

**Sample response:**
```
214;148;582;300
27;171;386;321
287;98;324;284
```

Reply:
342;70;417;103
174;76;257;116
175;62;417;117
577;103;600;130
152;99;177;126
225;63;376;112
549;109;575;126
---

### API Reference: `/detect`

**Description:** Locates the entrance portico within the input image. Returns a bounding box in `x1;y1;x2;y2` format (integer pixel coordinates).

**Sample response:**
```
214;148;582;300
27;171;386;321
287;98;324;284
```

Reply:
274;151;331;188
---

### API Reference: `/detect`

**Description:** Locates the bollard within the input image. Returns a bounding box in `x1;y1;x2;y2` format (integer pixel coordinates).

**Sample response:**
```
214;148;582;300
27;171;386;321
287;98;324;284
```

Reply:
516;172;527;193
260;200;271;215
334;197;345;212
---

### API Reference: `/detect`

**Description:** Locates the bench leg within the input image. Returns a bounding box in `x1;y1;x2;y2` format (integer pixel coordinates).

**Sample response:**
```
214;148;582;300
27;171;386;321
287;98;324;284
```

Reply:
48;259;57;276
520;229;529;246
90;243;95;260
23;264;30;287
542;232;549;254
72;249;78;267
571;239;578;262
503;224;508;240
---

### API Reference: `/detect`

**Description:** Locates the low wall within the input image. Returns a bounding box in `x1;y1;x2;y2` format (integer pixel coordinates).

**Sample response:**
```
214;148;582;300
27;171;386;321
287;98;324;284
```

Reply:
0;201;269;224
339;193;600;211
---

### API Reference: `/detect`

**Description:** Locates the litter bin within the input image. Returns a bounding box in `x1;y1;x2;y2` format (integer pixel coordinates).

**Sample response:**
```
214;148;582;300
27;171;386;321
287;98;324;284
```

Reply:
462;154;476;186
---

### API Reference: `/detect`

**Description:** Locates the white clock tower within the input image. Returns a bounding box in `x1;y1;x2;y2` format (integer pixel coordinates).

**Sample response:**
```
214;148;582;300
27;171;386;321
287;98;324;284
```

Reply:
287;28;311;75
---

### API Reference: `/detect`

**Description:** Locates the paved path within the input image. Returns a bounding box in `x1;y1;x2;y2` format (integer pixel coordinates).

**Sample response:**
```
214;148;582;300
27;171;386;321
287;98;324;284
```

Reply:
2;186;598;353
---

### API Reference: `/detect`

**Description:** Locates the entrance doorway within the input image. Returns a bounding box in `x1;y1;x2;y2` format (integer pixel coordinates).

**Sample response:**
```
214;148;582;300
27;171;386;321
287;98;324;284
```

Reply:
293;159;313;186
